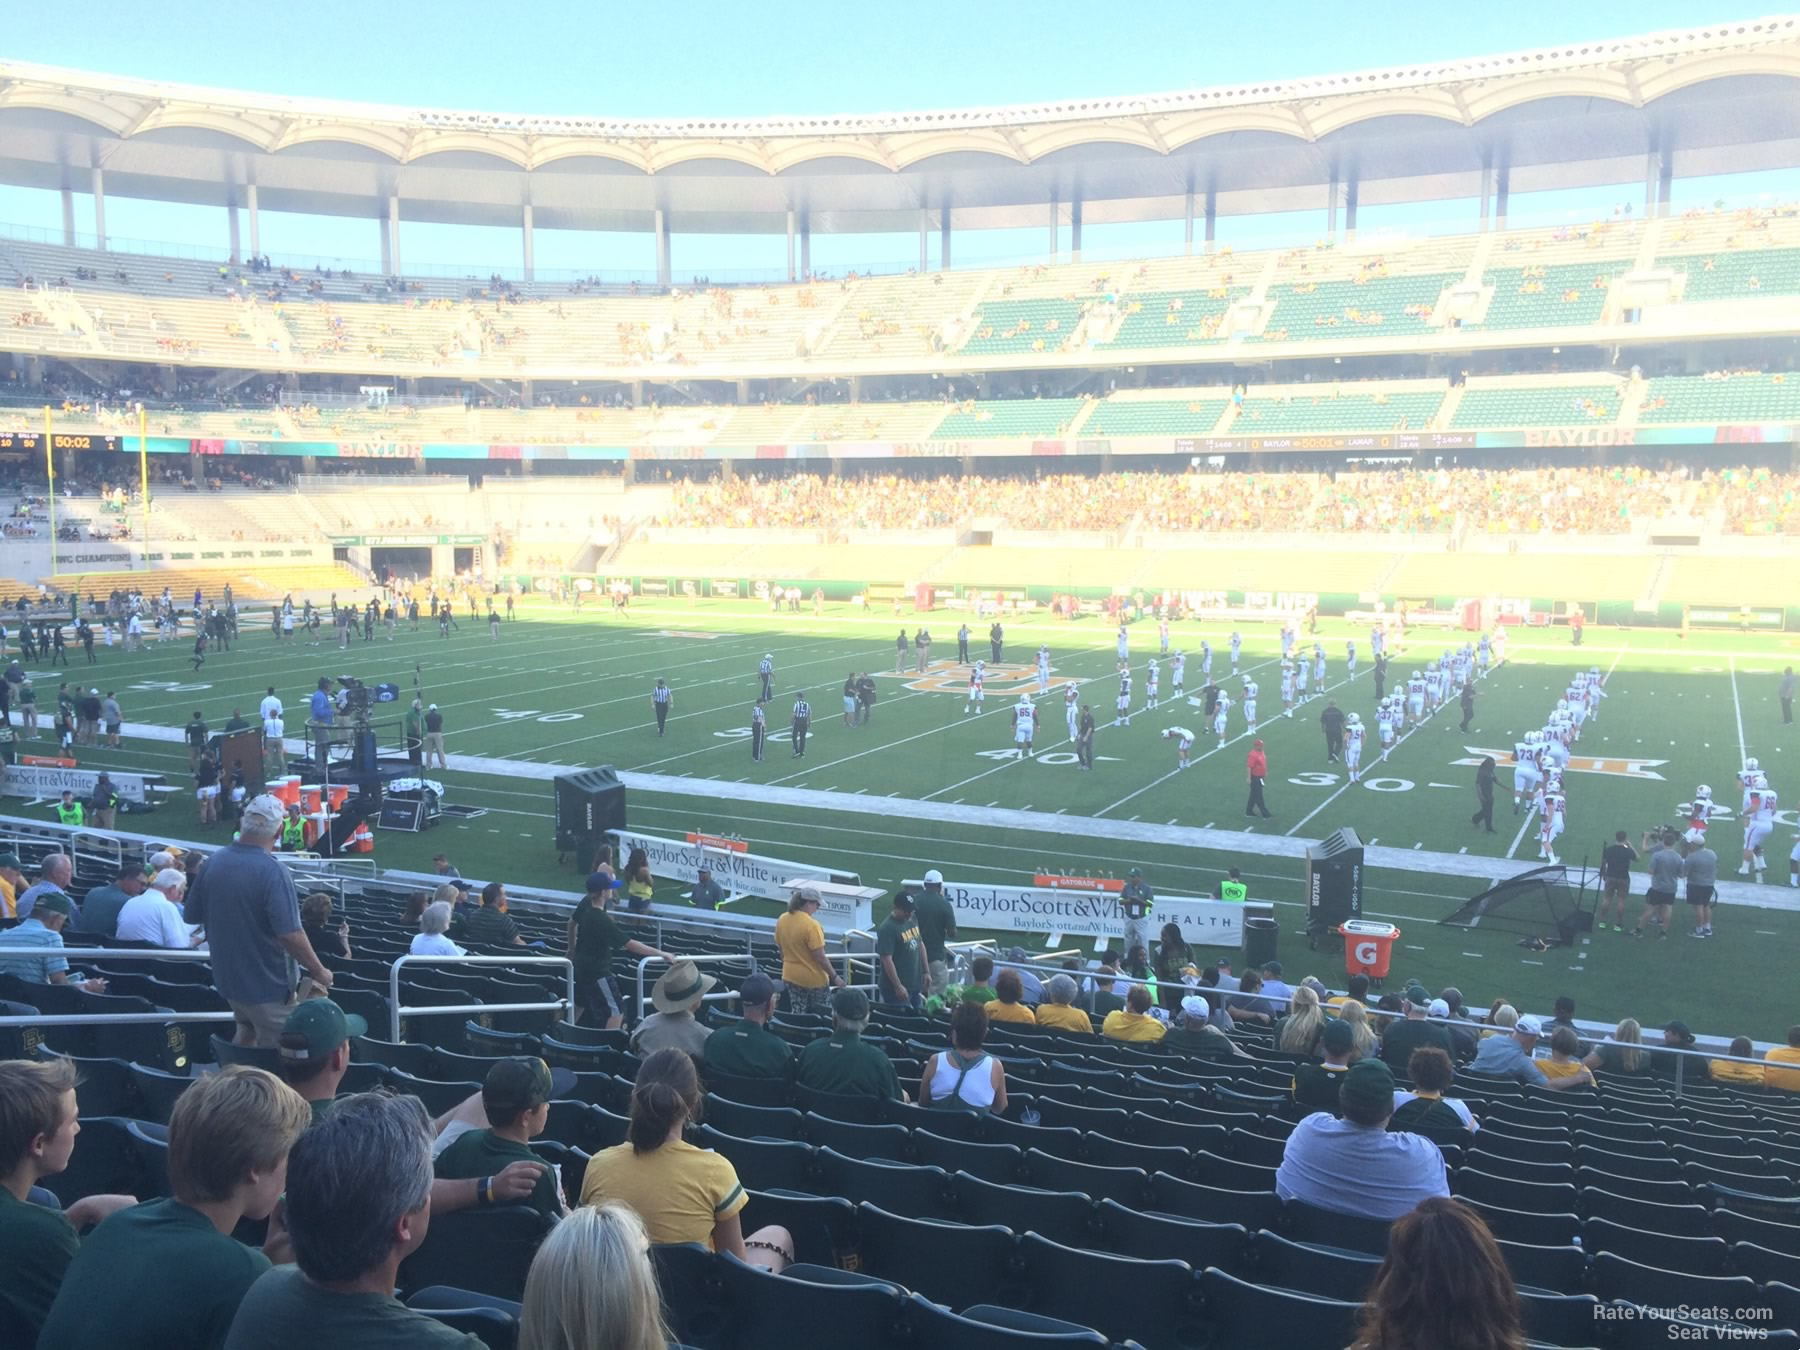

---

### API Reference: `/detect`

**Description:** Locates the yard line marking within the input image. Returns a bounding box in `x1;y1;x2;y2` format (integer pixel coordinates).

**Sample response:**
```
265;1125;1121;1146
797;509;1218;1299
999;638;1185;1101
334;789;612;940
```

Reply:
1729;655;1750;769
1505;803;1538;860
1404;944;1425;951
1203;821;1215;829
1129;815;1141;822
1413;842;1423;850
1167;818;1179;826
1521;959;1544;966
1458;846;1468;854
852;787;866;794
1461;952;1484;958
1756;929;1779;936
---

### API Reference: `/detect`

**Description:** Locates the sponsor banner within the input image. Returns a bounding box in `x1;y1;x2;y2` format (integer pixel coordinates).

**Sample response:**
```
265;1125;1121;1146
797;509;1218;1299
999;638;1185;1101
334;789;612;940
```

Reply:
711;579;739;598
1687;607;1783;628
1035;874;1125;893
611;829;866;931
687;832;748;853
2;763;163;805
638;579;670;596
904;879;1266;949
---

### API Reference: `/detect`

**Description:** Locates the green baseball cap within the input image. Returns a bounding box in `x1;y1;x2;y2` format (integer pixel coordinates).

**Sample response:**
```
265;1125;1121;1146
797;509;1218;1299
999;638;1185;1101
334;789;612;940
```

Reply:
1340;1058;1396;1113
482;1056;575;1116
0;852;22;870
278;998;367;1062
31;890;72;918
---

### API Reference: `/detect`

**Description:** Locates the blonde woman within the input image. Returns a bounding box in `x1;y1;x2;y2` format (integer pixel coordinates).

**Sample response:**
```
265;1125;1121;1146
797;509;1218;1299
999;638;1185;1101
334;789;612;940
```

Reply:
520;1203;669;1350
1277;985;1325;1056
1338;999;1377;1063
1583;1017;1648;1076
1484;1004;1518;1039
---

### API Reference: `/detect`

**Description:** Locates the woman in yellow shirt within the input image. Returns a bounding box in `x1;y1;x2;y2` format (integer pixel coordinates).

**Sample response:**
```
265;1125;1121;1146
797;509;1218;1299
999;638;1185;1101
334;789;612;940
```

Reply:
1101;983;1167;1043
1537;1026;1595;1086
624;860;655;911
1035;973;1095;1035
985;968;1037;1024
580;1049;794;1268
1710;1036;1764;1086
774;888;840;1015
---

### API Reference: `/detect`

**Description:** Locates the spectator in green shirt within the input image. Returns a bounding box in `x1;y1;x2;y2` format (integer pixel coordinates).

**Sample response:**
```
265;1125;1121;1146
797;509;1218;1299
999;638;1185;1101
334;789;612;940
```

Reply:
277;998;368;1126
433;1058;571;1221
222;1093;486;1350
1091;956;1127;1017
0;1058;138;1349
39;1065;311;1350
875;891;927;1009
961;953;997;1005
796;988;903;1101
703;973;793;1081
912;870;958;990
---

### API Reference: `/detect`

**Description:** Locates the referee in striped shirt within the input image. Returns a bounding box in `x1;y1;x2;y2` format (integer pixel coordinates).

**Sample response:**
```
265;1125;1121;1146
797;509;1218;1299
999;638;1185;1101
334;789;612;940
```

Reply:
751;701;766;761
790;694;811;759
651;678;672;736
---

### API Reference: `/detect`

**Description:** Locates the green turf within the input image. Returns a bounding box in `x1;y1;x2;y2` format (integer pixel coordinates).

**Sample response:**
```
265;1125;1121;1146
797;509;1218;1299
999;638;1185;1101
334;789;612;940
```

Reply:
17;597;1800;1038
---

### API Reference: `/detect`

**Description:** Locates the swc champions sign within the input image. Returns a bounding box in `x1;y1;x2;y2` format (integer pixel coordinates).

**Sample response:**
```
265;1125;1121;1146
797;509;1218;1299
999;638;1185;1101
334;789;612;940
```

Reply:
902;880;1270;949
611;829;871;933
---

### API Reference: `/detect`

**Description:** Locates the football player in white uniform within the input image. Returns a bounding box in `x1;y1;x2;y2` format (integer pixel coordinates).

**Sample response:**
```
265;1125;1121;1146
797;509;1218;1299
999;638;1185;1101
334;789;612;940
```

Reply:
1241;678;1259;734
1491;626;1507;667
965;661;985;715
1280;624;1295;660
1512;732;1542;813
1211;692;1232;746
1145;659;1161;710
1343;712;1365;783
1789;830;1800;888
1312;646;1326;693
1012;695;1037;756
1115;671;1133;727
1538;787;1566;864
1036;644;1051;695
1064;683;1081;741
1584;668;1605;720
1684;784;1714;846
1280;662;1296;717
1541;725;1571;772
1477;633;1491;677
1567;683;1588;739
1200;641;1213;679
1742;783;1778;880
1159;619;1170;657
1345;640;1357;680
1171;652;1186;700
1116;624;1130;669
1229;631;1242;673
1162;725;1196;769
1377;699;1397;759
1739;758;1765;815
1295;654;1310;705
1406;672;1426;726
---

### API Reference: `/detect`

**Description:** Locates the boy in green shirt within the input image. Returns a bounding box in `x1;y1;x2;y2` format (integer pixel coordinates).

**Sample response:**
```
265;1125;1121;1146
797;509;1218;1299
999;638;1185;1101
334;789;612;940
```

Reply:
432;1057;571;1220
39;1066;311;1350
961;953;997;1004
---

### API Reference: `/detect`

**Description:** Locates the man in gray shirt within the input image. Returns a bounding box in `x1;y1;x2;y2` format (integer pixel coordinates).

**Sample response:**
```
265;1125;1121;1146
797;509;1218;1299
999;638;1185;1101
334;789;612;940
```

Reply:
1633;830;1683;939
1682;840;1718;939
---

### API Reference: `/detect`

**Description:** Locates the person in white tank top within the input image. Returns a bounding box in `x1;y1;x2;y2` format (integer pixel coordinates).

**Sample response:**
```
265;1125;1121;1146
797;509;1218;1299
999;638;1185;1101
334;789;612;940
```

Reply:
920;1002;1009;1114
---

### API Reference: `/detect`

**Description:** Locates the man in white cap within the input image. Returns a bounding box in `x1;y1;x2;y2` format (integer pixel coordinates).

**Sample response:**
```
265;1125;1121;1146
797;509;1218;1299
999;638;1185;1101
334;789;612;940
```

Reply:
184;793;333;1047
423;702;446;769
913;868;958;992
1467;1013;1566;1088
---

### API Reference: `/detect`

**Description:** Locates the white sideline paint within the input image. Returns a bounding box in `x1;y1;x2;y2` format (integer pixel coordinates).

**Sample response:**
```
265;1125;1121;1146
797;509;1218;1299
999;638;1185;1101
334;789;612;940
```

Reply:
115;720;1800;914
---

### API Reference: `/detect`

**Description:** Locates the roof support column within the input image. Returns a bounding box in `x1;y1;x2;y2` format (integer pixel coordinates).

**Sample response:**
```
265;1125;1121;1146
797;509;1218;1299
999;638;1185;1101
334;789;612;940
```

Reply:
1070;197;1082;263
1048;194;1059;261
1183;189;1195;255
1479;160;1493;231
521;202;534;282
786;209;797;282
1205;187;1216;251
387;194;402;276
800;215;810;280
379;212;392;275
919;209;929;271
1344;178;1358;243
246;184;260;262
940;210;951;271
228;197;241;265
1644;146;1666;217
1326;168;1339;240
90;168;107;251
1658;156;1673;218
61;185;75;247
1495;166;1510;230
654;209;671;288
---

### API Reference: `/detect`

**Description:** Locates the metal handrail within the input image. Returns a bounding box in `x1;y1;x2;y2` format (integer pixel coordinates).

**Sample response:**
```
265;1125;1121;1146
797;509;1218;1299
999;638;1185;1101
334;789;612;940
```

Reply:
387;953;574;1042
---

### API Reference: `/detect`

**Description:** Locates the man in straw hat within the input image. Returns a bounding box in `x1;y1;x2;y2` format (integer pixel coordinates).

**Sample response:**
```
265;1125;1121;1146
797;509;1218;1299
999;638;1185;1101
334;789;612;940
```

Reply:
630;958;716;1057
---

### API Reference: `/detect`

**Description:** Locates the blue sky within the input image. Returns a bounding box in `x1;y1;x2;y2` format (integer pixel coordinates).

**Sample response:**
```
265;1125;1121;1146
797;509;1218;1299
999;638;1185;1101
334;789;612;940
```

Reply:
1;1;1791;278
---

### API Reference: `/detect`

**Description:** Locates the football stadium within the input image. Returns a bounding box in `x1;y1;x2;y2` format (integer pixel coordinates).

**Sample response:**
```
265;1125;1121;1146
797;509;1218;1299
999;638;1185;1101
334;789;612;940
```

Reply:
3;13;1800;1349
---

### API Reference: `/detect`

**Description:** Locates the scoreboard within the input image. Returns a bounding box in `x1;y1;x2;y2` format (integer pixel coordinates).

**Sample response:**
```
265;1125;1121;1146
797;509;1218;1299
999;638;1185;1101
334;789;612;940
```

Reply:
0;432;123;453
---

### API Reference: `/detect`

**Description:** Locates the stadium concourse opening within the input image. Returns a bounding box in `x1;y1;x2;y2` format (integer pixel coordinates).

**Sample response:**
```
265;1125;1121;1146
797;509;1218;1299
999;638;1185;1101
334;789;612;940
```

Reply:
5;15;1800;1350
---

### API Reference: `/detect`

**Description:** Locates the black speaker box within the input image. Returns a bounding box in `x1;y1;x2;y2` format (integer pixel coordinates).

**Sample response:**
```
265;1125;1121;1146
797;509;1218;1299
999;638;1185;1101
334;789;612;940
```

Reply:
554;767;627;851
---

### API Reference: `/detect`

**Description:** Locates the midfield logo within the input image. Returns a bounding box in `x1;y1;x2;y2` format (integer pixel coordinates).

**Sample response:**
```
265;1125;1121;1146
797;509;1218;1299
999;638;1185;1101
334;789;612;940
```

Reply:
1451;747;1668;781
875;660;1080;696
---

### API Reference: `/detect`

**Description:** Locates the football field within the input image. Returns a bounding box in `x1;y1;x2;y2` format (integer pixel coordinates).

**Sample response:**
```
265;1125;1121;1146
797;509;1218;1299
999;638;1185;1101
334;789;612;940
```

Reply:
26;596;1800;1038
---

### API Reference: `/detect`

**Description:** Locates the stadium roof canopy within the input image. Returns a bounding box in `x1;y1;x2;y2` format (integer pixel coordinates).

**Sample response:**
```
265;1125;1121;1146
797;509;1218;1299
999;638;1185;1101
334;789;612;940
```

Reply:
3;17;1800;240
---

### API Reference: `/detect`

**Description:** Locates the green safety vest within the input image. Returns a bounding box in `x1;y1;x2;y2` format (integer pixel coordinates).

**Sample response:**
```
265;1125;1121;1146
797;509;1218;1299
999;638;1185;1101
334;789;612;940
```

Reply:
56;802;85;827
1220;880;1248;902
280;817;308;849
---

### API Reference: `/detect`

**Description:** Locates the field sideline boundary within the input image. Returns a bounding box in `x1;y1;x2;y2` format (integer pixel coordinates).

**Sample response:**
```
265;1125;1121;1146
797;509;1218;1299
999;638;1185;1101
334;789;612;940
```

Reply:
117;721;1800;916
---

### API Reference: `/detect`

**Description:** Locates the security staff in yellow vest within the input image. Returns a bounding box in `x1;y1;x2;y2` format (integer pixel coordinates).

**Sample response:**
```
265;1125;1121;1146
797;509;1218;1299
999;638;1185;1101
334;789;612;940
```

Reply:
279;801;310;852
1218;867;1248;902
54;790;84;828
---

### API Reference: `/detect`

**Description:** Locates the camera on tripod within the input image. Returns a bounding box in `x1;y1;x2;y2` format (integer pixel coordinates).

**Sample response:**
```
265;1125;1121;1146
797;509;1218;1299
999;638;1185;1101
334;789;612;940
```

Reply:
338;676;374;719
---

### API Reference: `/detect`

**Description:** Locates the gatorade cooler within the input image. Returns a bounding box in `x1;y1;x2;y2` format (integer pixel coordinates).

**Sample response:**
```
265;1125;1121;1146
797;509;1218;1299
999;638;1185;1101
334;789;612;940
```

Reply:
1338;919;1401;986
300;784;322;813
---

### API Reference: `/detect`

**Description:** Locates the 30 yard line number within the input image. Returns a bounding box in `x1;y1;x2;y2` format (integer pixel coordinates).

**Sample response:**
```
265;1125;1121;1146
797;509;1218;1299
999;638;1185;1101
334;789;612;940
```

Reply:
490;708;584;723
